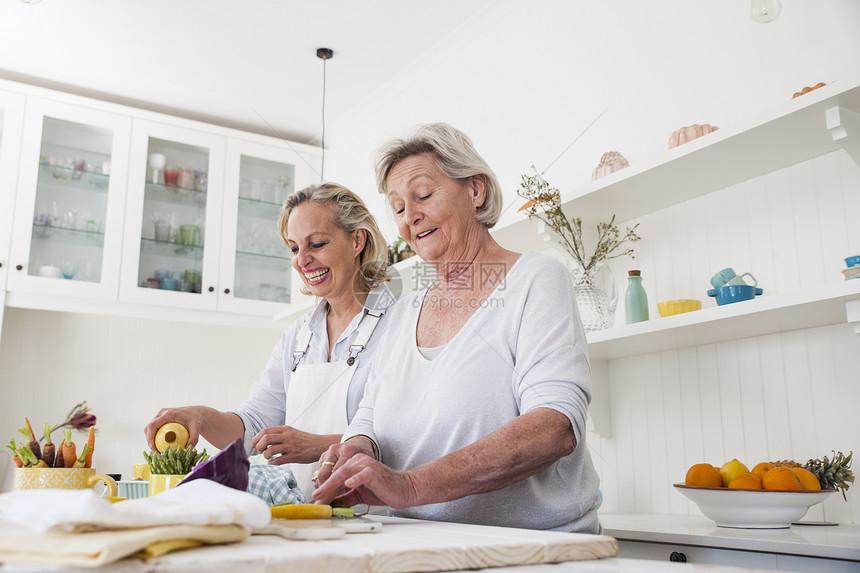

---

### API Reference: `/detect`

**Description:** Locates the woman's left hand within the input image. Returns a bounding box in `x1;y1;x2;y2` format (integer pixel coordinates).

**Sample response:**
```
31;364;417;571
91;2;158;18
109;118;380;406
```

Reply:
312;442;419;509
250;425;338;465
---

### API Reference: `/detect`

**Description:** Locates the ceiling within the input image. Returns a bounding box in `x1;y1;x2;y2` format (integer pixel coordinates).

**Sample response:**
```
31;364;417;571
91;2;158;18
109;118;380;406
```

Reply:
0;0;497;145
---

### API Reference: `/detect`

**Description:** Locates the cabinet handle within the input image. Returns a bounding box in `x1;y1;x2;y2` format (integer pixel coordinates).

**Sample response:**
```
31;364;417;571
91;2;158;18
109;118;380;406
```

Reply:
16;264;23;271
208;286;214;292
669;551;687;563
0;262;3;268
224;288;230;294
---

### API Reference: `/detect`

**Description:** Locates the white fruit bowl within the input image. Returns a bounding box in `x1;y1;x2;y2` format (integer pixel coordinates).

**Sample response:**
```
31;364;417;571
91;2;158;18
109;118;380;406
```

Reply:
674;484;835;528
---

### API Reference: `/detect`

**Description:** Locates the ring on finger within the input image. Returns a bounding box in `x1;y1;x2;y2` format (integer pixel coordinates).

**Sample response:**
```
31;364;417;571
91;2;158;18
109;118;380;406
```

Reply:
322;461;336;467
311;470;320;481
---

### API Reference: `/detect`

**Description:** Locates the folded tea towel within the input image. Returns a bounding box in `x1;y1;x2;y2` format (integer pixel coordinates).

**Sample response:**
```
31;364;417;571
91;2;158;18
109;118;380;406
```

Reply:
0;523;248;567
246;456;307;505
0;479;270;533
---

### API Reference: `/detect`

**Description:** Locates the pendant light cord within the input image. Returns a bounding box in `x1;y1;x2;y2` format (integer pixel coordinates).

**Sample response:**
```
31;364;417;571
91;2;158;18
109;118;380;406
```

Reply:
317;47;333;183
321;56;327;182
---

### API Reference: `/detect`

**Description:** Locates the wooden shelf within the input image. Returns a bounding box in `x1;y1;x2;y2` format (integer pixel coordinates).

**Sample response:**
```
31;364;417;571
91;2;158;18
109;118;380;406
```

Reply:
492;78;860;251
586;279;860;360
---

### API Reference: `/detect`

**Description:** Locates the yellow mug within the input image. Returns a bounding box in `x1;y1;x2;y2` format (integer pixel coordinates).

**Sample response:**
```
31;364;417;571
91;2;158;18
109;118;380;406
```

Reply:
148;474;187;496
14;467;118;497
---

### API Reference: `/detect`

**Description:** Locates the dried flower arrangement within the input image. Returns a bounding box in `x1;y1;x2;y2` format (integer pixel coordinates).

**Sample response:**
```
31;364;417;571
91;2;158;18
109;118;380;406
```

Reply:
516;168;641;273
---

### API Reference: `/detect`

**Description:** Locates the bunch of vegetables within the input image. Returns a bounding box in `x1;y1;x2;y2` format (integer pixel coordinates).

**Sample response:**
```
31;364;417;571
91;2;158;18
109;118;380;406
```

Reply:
6;402;97;469
143;446;209;476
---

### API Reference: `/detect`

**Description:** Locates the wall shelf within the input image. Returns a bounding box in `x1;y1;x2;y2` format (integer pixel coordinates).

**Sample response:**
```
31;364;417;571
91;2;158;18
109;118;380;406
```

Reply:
492;78;860;251
586;280;860;360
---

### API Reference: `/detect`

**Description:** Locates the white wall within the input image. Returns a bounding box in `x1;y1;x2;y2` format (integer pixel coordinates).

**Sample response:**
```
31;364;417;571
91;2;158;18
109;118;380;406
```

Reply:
0;310;279;492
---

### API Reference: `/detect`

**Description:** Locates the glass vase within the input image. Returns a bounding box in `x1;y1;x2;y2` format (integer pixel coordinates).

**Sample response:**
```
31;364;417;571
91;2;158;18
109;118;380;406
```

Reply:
568;260;618;332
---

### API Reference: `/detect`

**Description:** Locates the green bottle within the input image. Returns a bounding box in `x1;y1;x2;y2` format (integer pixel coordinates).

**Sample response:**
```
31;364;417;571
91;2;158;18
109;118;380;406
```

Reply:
625;270;649;324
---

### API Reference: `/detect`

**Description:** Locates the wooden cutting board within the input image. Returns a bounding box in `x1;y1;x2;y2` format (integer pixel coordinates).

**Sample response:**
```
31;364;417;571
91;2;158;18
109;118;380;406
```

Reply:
233;516;618;572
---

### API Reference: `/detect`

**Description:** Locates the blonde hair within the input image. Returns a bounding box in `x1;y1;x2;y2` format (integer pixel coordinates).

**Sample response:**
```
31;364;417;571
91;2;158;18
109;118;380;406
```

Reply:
374;122;503;228
278;183;389;294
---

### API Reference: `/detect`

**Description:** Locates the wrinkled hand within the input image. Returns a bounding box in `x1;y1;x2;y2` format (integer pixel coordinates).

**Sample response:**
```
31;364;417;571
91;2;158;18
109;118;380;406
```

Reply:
144;407;204;451
250;425;327;465
312;442;419;509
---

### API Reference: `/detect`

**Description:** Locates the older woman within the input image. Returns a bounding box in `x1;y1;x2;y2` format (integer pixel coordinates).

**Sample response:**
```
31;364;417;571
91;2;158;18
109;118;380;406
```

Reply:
145;182;394;497
313;124;601;533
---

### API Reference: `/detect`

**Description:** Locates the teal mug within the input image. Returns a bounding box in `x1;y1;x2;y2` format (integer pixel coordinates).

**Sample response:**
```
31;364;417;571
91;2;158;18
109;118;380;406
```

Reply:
710;267;757;289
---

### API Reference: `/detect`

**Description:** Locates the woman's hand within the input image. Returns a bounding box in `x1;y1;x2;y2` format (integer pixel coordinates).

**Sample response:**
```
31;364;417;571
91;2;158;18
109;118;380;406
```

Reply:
312;440;420;509
144;406;207;451
144;406;244;451
250;426;339;465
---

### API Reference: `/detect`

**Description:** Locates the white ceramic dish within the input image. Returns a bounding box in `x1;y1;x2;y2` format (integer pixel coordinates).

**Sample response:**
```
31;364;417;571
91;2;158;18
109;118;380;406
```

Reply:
673;484;835;528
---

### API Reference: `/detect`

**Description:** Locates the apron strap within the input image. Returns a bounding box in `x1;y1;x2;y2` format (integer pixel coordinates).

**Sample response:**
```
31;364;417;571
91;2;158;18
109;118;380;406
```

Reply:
291;309;384;371
291;322;314;372
347;310;383;366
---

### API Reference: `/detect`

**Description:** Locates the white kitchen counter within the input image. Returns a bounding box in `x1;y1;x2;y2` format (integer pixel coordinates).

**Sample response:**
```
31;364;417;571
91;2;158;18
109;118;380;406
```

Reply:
0;515;794;573
599;513;860;562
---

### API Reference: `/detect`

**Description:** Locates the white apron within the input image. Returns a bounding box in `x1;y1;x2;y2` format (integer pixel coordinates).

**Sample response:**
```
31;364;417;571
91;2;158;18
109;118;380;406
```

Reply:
284;310;382;496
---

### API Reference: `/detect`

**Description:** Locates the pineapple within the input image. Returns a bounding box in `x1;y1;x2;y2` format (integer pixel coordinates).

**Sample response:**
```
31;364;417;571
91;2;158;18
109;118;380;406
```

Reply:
804;451;854;501
771;459;801;468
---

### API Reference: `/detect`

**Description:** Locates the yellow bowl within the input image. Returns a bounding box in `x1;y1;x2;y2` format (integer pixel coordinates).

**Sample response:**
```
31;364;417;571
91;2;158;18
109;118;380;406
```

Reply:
657;299;702;317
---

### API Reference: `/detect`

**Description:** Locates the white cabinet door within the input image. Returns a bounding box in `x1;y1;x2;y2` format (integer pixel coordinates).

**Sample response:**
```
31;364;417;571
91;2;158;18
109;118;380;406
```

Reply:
7;97;131;300
0;90;25;290
120;119;225;311
217;138;315;316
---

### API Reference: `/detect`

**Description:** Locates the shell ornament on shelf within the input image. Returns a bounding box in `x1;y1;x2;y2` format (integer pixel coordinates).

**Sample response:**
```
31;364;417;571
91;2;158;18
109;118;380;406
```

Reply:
668;124;719;150
591;151;629;181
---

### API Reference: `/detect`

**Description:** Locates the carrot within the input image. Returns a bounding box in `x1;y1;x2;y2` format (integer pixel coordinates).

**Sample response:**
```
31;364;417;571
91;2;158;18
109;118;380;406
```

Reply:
19;419;40;461
7;440;22;468
42;423;56;468
72;445;91;469
84;426;95;468
62;430;76;468
54;439;65;468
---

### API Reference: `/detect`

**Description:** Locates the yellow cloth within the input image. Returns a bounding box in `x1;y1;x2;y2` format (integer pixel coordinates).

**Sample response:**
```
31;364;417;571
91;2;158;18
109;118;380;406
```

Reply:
0;524;249;567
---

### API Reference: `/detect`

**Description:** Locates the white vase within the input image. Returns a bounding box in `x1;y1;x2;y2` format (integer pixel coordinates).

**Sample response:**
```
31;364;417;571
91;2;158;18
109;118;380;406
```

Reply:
568;261;618;332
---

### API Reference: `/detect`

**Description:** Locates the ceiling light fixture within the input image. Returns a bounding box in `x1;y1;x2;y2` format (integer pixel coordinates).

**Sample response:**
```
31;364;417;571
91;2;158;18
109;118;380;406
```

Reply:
750;0;781;23
19;0;43;4
317;47;333;182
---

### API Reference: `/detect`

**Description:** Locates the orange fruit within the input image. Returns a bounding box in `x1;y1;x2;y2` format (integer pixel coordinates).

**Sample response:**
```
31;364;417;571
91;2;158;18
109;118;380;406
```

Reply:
685;463;722;487
761;466;802;491
728;473;762;489
751;462;775;482
791;467;822;490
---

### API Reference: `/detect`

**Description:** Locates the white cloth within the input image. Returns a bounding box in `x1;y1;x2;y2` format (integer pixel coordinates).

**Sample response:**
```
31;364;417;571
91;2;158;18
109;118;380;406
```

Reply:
0;479;270;532
344;251;601;533
232;284;393;452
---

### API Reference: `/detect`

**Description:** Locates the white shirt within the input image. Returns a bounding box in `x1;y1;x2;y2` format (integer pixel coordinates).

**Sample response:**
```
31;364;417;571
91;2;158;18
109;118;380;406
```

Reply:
233;285;394;451
344;251;601;533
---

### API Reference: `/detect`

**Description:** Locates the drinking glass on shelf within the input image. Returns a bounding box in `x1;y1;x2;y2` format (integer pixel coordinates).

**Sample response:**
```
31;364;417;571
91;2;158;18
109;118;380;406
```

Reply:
149;153;166;184
59;257;79;280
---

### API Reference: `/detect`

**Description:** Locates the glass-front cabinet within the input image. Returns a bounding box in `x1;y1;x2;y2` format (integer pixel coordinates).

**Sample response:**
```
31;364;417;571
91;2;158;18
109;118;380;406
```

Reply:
121;120;224;310
218;138;311;316
0;91;25;290
7;98;130;299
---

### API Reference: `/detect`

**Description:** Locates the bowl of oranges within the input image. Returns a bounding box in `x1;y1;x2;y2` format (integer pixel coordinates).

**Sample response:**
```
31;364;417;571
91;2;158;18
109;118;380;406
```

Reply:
674;458;838;528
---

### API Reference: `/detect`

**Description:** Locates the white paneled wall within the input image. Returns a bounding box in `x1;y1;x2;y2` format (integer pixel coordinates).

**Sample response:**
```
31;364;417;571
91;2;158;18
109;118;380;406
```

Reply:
0;309;280;492
588;150;860;524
